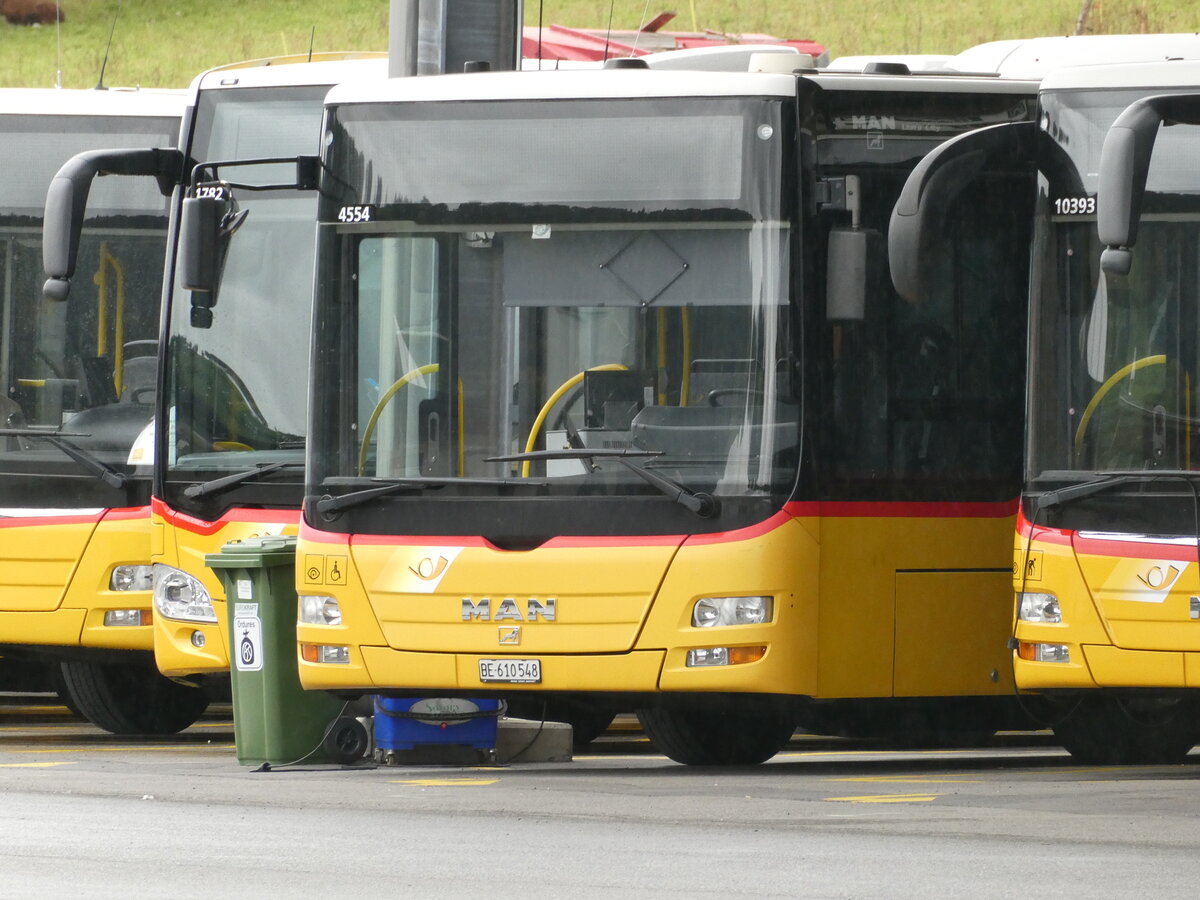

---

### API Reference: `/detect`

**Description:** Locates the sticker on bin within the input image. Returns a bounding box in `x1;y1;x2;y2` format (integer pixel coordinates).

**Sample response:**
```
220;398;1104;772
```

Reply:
478;658;541;683
236;578;253;600
234;602;263;671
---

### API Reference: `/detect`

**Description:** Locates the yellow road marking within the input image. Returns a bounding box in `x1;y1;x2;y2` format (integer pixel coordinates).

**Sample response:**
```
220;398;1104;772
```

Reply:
825;792;941;803
0;761;75;768
389;778;499;786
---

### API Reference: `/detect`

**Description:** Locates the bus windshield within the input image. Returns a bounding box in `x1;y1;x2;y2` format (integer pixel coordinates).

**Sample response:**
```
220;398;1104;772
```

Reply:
1028;89;1200;485
164;87;328;490
310;97;799;522
0;111;173;505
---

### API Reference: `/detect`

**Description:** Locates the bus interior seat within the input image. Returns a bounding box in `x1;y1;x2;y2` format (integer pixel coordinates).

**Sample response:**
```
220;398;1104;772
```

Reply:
119;355;157;404
630;404;745;458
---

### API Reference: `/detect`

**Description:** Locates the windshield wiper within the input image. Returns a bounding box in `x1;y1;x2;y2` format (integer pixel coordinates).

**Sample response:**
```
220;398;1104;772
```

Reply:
0;429;127;489
315;476;515;518
1032;470;1200;515
183;461;304;500
487;449;718;518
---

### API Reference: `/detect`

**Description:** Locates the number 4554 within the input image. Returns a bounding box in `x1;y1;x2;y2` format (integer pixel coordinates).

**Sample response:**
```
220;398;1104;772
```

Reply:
338;205;372;223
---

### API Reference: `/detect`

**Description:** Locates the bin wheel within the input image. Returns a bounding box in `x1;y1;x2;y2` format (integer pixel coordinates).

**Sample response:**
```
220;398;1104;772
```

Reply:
324;716;370;764
58;659;209;735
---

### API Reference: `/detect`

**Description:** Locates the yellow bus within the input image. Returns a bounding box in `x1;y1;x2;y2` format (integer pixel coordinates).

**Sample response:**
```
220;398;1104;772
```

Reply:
286;47;1053;764
0;87;194;732
887;39;1200;764
43;56;387;700
1015;60;1200;763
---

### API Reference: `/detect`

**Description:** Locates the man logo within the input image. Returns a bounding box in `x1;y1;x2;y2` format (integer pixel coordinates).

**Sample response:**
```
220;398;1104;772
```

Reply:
499;626;521;645
462;597;557;622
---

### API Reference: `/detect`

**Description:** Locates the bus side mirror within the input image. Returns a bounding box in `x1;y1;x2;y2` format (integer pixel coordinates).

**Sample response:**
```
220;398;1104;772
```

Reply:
42;147;182;302
179;195;221;294
180;194;247;328
826;227;881;320
1099;93;1200;276
42;174;78;301
889;121;1033;303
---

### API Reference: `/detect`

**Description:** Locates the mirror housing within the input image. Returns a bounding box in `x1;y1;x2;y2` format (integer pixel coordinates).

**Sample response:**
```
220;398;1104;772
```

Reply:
42;147;182;301
179;195;222;294
1098;93;1200;275
826;227;881;320
889;121;1034;303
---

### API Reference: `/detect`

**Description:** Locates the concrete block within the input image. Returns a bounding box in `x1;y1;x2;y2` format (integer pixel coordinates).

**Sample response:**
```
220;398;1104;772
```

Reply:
496;716;573;763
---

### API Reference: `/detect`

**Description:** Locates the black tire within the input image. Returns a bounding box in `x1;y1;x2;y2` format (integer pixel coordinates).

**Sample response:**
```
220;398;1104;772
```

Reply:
1052;695;1199;765
324;716;370;764
58;659;210;735
637;705;795;766
49;663;83;717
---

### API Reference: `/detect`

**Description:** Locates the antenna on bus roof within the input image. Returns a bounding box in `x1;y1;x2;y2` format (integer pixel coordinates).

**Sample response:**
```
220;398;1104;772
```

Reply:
536;0;544;71
95;0;123;91
602;0;615;62
307;26;315;62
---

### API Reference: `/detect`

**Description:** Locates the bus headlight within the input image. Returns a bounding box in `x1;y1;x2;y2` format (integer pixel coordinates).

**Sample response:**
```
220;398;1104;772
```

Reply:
1018;592;1061;623
686;646;766;667
110;565;154;592
1017;641;1070;663
299;595;342;626
301;644;350;664
692;596;773;627
153;564;217;623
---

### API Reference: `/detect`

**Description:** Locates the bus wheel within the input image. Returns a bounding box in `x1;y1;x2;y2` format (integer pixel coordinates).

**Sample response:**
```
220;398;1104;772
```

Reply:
58;659;210;735
636;705;795;766
1052;695;1199;765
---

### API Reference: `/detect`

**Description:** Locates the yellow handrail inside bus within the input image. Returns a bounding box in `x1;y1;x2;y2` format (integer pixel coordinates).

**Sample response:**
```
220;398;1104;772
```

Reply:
680;306;692;406
520;363;628;477
93;243;127;399
1073;354;1166;455
358;363;440;476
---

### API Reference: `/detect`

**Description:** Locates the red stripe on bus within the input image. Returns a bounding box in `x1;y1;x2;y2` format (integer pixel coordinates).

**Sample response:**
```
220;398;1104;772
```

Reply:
1073;533;1200;564
153;497;299;536
299;497;1015;551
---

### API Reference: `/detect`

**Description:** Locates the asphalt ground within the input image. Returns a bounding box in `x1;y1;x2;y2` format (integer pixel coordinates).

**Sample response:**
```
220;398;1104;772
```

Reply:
3;694;1200;898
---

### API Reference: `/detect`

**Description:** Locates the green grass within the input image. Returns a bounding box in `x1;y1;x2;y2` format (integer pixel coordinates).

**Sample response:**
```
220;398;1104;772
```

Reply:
2;0;1196;88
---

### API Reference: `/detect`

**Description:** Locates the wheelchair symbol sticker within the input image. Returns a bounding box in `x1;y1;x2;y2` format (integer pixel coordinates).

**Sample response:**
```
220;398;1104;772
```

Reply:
233;603;263;672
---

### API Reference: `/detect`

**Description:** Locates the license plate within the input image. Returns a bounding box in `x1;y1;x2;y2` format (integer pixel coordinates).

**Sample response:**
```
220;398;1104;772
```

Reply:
478;658;542;684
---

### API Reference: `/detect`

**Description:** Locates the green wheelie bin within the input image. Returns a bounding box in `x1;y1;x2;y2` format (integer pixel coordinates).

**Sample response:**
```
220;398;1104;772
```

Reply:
205;535;345;766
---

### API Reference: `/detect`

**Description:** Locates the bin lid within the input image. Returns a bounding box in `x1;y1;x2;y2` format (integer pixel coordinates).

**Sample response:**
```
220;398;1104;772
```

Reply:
204;534;298;569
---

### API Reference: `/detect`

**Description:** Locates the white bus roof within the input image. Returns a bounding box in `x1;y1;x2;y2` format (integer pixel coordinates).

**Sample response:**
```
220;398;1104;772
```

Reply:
0;87;185;118
326;68;801;105
1040;57;1200;91
191;52;388;93
826;55;955;73
944;33;1200;80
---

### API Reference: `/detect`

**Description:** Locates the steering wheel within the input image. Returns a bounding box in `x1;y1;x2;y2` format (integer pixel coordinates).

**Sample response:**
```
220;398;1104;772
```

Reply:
1073;354;1166;456
519;364;628;477
357;363;439;476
